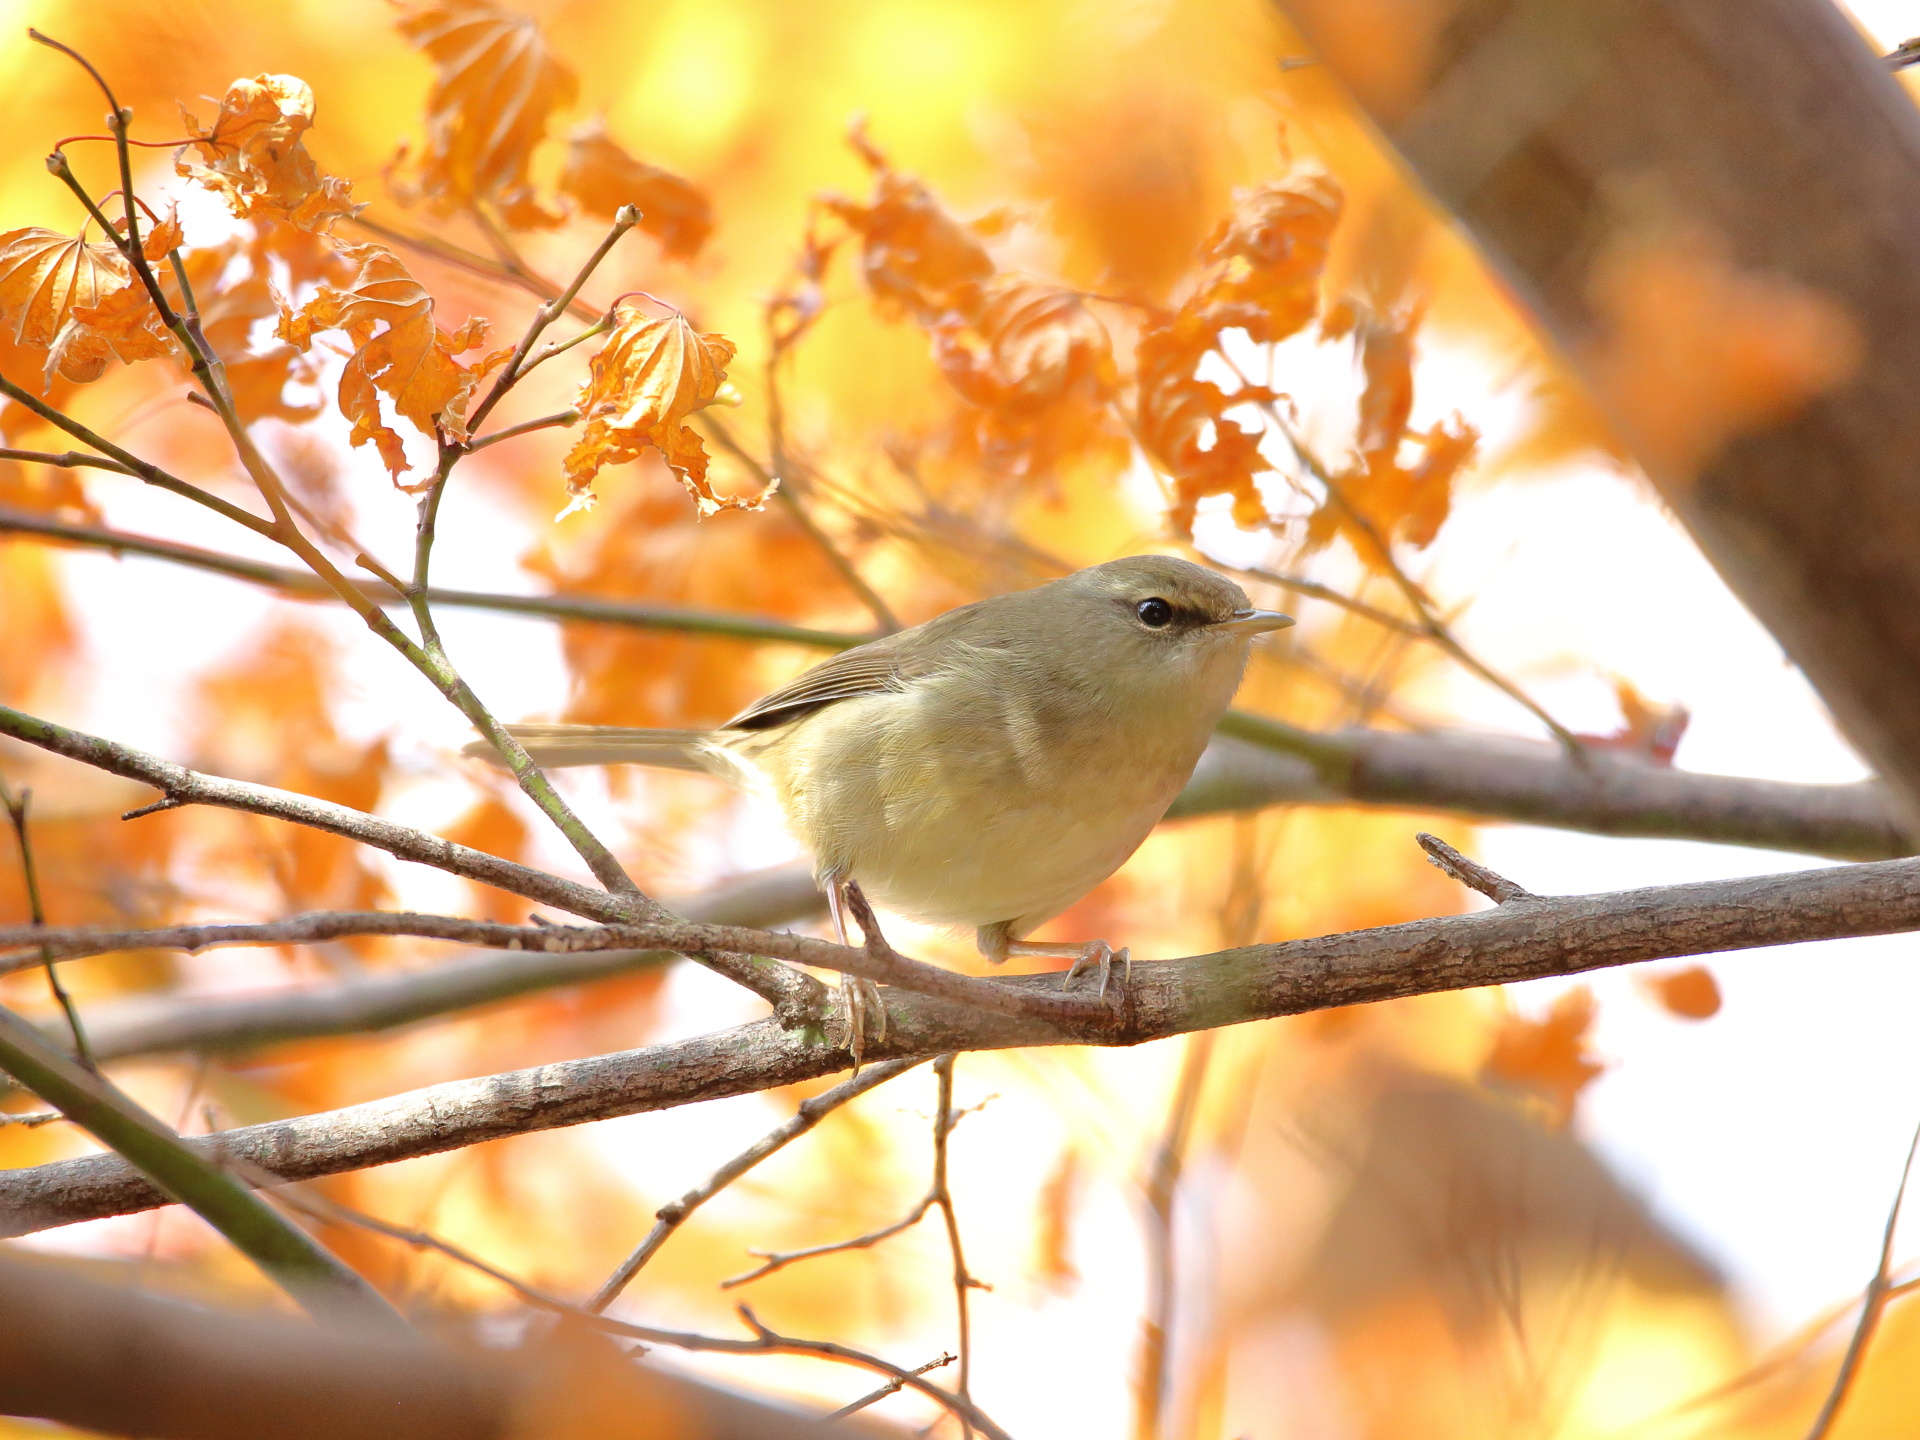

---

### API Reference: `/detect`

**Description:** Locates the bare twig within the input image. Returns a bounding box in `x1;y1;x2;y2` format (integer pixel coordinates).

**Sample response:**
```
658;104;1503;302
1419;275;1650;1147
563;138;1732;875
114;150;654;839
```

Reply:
0;910;1105;1032
270;1178;1007;1439
0;448;138;475
930;1054;982;1410
1217;562;1425;637
1133;1030;1214;1440
76;864;825;1062
703;411;901;633
722;1198;936;1290
0;1109;63;1127
822;1354;957;1421
0;774;91;1067
1416;831;1538;903
587;1056;925;1313
1803;1118;1920;1440
0;506;867;650
465;409;579;452
16;845;1920;1235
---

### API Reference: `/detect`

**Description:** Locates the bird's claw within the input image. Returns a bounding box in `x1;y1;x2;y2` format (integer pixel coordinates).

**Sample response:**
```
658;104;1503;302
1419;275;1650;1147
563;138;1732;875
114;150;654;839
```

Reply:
1062;940;1131;1000
833;973;887;1072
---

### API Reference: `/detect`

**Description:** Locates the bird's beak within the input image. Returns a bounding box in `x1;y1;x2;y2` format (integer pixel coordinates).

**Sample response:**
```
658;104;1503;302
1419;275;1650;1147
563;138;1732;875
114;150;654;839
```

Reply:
1219;608;1296;636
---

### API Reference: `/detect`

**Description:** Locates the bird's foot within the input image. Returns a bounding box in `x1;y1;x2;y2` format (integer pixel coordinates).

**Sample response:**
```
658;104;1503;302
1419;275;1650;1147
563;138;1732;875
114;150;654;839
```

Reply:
995;936;1131;1001
823;870;890;1071
832;972;888;1071
1062;939;1131;999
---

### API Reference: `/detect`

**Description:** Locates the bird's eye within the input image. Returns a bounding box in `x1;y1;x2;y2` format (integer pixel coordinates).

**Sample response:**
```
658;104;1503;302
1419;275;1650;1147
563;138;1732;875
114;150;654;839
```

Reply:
1136;597;1174;628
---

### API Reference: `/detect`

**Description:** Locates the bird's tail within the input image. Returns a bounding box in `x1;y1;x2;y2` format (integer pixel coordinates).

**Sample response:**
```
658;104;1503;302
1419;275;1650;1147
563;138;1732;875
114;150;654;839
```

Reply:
463;724;726;775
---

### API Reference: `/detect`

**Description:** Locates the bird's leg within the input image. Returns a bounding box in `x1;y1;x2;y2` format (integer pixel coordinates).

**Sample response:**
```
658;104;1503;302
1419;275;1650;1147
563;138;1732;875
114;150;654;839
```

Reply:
987;934;1132;1000
822;870;886;1069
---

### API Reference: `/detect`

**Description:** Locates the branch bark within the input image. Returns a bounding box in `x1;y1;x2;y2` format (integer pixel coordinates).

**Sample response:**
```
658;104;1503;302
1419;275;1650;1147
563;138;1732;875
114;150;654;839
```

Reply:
1271;0;1920;825
10;848;1920;1235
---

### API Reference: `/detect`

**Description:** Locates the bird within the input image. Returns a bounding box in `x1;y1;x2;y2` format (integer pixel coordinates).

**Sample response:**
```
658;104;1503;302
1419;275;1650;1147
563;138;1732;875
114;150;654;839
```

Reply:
477;555;1292;1046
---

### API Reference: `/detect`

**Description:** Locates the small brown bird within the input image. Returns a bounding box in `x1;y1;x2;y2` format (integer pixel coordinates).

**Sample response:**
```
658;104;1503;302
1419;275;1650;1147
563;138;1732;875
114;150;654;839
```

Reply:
485;556;1291;1029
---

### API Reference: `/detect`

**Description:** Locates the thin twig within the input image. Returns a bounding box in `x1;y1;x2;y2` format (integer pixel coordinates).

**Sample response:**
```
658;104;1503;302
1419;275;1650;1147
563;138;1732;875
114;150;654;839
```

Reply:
466;409;580;452
1416;832;1538;904
0;448;139;476
722;1197;936;1289
822;1354;957;1421
930;1053;982;1412
266;1179;1009;1439
586;1056;926;1313
1133;1030;1214;1440
0;774;91;1068
1216;562;1424;637
0;506;867;650
1221;349;1584;754
1803;1118;1920;1440
0;1109;64;1127
0;910;1106;1032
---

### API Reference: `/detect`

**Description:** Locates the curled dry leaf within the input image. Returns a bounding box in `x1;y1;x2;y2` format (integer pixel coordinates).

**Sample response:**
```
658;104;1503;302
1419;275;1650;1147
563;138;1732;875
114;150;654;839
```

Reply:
560;118;713;260
1301;309;1479;564
0;227;178;385
931;274;1125;480
1135;313;1276;530
563;303;760;518
176;74;360;233
1578;678;1691;766
393;0;578;229
185;226;348;424
819;125;993;320
1136;173;1343;532
276;242;493;485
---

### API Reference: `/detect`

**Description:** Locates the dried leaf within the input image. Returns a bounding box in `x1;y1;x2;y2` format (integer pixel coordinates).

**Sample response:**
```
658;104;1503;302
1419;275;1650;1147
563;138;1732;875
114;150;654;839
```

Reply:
1188;174;1342;346
560;118;712;259
276;242;489;485
45;283;180;385
1135;312;1275;531
1641;966;1722;1021
393;0;578;229
819;126;993;319
1483;987;1606;1126
176;74;360;232
930;275;1125;480
564;303;761;516
0;227;132;351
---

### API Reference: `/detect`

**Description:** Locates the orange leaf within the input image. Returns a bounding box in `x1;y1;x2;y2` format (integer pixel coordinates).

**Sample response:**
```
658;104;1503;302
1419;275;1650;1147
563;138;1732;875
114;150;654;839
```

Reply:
45;283;179;385
176;75;360;233
1576;678;1690;765
1641;966;1721;1021
819;125;993;320
930;275;1124;480
0;227;131;352
560;118;712;259
1483;987;1606;1126
563;304;759;518
1187;174;1342;346
392;0;578;229
1135;313;1275;531
276;242;489;485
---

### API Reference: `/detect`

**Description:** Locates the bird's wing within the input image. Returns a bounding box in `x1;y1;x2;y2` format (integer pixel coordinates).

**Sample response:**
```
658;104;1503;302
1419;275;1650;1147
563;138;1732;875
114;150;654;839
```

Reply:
722;599;996;732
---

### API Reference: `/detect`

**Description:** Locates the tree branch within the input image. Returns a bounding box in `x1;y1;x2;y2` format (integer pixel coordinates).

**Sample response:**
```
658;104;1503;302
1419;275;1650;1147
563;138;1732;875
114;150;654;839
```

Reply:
75;864;825;1062
0;703;827;1026
13;846;1920;1233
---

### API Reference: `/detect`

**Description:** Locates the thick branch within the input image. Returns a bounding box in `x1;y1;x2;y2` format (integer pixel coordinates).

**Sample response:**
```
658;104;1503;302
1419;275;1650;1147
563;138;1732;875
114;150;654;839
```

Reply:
12;850;1920;1233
